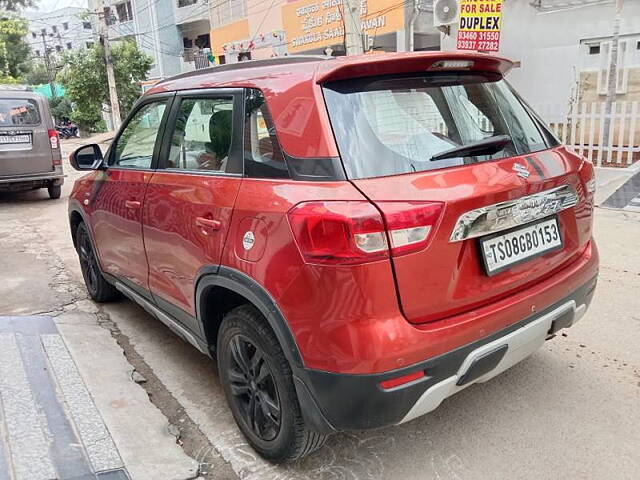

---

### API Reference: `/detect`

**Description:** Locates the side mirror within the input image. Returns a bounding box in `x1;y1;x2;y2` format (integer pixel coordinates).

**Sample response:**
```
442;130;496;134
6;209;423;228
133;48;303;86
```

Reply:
69;144;104;171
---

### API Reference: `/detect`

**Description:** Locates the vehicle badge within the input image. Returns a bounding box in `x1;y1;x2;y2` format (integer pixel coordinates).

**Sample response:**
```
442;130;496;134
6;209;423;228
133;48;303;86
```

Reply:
512;163;530;179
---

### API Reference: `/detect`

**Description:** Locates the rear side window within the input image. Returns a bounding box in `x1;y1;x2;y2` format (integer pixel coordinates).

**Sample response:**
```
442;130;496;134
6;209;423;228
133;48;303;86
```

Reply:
243;89;289;179
323;74;553;179
167;97;234;173
0;99;40;126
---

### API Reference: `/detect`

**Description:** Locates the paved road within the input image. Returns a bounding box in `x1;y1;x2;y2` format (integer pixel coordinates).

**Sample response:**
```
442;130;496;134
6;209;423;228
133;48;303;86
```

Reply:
1;140;639;479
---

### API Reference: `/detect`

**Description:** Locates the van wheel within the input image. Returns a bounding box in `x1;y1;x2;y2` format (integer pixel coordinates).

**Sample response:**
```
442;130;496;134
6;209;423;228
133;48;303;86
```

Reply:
217;305;329;461
47;184;61;199
76;222;119;302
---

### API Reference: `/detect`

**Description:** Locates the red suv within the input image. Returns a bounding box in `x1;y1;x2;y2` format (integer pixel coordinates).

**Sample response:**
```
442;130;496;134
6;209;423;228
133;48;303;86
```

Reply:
68;53;598;461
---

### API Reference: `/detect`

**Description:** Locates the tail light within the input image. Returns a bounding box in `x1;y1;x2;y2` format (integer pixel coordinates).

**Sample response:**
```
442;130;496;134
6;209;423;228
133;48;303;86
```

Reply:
287;201;443;265
376;202;443;256
287;201;388;265
48;129;59;150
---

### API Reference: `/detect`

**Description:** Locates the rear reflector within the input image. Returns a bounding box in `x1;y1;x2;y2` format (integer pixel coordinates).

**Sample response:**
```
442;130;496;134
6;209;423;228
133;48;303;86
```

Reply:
380;370;425;390
287;201;388;265
48;129;59;150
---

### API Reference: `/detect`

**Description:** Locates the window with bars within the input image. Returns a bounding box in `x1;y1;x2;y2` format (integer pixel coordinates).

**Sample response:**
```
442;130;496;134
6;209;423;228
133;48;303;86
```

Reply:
116;1;134;22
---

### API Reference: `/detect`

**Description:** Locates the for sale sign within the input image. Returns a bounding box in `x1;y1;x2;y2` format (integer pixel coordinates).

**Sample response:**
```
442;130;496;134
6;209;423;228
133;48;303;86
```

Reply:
456;0;503;52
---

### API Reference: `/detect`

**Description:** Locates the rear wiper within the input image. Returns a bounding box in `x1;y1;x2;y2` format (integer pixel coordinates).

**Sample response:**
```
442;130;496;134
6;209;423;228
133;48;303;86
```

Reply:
430;135;511;162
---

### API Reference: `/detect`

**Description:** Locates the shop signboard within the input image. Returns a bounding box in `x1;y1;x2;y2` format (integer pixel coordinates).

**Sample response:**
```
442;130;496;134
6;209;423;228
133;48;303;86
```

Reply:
282;0;404;54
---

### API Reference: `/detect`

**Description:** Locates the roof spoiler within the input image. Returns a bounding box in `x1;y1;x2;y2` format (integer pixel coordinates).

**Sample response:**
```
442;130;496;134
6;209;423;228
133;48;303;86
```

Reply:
314;52;514;84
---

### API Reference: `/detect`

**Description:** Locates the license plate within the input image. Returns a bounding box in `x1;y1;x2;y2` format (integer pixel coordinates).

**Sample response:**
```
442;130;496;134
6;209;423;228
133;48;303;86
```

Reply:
479;217;562;275
0;134;31;144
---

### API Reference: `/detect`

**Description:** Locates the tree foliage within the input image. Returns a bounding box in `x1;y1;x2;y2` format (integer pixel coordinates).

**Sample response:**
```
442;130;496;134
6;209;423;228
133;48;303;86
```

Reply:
58;41;152;131
0;13;30;80
0;0;34;11
50;96;73;122
24;61;51;85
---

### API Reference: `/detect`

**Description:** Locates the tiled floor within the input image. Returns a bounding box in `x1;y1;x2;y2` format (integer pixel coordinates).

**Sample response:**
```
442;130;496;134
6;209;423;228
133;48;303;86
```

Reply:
0;316;130;480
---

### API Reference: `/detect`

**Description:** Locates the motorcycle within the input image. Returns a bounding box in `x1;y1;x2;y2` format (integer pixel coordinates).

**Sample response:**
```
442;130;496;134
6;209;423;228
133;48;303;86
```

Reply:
56;121;79;139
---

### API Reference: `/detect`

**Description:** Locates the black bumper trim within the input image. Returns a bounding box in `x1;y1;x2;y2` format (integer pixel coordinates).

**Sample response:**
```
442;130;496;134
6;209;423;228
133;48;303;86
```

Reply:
293;276;597;432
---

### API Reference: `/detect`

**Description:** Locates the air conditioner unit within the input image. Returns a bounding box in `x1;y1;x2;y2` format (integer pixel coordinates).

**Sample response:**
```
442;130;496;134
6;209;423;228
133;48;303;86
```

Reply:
433;0;459;27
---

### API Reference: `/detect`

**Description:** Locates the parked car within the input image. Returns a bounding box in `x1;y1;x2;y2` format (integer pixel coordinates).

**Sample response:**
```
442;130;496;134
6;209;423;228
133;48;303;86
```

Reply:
68;53;599;461
0;90;63;199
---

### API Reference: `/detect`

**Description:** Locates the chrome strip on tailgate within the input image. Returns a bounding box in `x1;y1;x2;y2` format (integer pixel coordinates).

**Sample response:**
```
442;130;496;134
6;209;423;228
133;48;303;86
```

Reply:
449;185;579;242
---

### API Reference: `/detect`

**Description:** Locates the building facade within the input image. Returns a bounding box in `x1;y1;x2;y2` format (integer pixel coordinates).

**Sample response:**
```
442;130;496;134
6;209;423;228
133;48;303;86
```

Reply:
207;0;442;64
87;0;184;80
25;7;95;59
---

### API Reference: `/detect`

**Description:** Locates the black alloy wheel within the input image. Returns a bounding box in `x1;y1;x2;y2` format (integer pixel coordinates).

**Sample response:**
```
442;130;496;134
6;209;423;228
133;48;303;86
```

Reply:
217;305;328;461
75;223;119;302
227;334;281;441
78;225;99;293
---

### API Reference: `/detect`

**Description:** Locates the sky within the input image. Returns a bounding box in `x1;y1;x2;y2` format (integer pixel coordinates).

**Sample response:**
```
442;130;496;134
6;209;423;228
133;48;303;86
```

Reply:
27;0;87;13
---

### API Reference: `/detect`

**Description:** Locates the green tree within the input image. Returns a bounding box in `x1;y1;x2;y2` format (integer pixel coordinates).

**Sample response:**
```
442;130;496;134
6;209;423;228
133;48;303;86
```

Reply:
0;13;30;81
58;41;153;131
49;96;73;122
25;61;51;85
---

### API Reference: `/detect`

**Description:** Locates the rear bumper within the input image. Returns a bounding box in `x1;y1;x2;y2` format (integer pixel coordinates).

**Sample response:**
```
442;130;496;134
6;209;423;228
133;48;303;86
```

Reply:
0;172;64;189
293;275;597;433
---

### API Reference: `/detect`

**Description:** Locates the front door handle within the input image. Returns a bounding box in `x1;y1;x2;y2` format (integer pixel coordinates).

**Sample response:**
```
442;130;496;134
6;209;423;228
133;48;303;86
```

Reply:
125;200;141;209
195;216;221;231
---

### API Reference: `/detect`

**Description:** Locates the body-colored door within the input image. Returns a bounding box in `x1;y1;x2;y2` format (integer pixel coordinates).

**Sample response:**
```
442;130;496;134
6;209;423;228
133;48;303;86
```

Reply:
142;93;243;330
90;100;169;291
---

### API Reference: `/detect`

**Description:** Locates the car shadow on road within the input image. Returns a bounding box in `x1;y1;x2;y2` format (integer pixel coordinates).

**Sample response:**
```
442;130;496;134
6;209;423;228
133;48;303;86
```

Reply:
0;190;56;204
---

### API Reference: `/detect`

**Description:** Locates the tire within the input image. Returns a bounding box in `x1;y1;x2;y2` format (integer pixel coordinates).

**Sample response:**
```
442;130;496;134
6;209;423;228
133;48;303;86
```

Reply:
47;184;61;199
76;222;119;302
217;305;329;461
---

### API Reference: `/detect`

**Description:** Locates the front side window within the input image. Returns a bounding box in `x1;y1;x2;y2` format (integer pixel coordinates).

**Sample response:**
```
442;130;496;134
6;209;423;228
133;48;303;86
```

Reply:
0;99;41;126
323;73;552;179
244;89;288;178
112;101;167;169
167;97;234;172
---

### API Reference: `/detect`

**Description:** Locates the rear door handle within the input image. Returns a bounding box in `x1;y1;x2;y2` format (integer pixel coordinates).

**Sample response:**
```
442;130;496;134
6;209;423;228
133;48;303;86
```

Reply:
125;200;141;209
195;216;221;231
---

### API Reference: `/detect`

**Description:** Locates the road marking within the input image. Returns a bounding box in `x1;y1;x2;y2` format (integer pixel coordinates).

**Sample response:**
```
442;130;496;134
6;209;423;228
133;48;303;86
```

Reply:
42;334;125;474
0;333;56;480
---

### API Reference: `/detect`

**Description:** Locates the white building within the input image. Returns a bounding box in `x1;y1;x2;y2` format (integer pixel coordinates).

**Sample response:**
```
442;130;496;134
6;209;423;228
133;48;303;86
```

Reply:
25;7;95;59
89;0;218;78
441;0;640;117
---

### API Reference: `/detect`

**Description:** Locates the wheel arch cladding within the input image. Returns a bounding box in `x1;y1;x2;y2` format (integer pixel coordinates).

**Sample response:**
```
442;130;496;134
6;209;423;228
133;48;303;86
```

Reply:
195;266;304;368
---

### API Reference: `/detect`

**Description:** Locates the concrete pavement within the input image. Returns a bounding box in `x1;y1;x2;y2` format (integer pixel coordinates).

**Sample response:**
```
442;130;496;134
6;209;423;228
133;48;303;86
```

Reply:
0;138;638;479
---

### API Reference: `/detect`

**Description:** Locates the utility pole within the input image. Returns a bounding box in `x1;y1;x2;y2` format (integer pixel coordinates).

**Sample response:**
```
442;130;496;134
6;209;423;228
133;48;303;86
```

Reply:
343;0;363;55
602;0;624;151
40;32;56;99
96;0;122;129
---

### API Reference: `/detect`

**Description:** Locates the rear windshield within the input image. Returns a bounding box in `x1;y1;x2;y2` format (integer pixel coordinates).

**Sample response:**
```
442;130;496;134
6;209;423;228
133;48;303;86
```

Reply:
0;99;41;126
323;73;557;179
